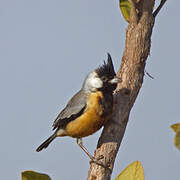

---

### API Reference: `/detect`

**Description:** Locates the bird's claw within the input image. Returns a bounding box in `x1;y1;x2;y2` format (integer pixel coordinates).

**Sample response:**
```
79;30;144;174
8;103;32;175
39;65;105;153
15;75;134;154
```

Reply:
89;157;112;172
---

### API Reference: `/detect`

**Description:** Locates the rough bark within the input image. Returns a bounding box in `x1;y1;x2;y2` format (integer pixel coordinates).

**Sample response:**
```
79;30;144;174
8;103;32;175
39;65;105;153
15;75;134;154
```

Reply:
87;0;166;179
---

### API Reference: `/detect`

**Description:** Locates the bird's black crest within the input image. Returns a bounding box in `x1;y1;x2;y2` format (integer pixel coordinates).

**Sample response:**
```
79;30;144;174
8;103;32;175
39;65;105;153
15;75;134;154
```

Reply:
96;53;116;78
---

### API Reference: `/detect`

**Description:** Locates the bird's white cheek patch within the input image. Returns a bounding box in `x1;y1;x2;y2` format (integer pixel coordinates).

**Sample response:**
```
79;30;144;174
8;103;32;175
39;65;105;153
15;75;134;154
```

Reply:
90;78;103;88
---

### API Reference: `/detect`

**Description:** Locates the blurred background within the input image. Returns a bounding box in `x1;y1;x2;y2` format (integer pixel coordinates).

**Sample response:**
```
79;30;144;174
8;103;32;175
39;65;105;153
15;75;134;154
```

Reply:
0;0;179;179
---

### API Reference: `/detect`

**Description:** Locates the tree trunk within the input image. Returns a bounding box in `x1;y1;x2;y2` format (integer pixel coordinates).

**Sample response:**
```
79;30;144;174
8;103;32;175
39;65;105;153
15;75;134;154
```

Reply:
87;0;166;179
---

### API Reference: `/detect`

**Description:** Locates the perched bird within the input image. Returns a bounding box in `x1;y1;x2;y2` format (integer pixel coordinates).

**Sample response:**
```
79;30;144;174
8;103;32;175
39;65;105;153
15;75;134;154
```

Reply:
36;53;120;164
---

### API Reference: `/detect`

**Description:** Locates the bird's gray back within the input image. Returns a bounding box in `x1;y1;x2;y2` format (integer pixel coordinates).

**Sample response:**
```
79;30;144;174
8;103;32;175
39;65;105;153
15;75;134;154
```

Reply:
52;90;87;130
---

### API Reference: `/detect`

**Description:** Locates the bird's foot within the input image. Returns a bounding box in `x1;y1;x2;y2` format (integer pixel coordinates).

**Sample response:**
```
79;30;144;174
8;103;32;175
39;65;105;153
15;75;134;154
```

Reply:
89;156;112;172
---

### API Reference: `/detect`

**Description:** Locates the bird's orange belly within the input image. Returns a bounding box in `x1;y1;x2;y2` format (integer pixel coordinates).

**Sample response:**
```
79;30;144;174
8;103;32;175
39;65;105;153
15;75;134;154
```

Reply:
65;91;107;138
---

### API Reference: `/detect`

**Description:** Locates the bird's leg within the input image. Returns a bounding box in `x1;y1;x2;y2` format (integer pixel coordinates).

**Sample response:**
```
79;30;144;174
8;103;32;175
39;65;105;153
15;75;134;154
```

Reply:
76;138;95;160
76;138;108;169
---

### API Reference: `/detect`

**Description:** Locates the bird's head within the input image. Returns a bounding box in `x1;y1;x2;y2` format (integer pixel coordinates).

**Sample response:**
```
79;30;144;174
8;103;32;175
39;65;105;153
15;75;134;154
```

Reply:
83;53;120;93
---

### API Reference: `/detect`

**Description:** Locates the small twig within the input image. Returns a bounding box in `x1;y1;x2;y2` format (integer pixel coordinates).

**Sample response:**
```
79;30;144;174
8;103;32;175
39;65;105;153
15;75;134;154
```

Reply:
129;0;138;24
153;0;167;17
145;70;154;79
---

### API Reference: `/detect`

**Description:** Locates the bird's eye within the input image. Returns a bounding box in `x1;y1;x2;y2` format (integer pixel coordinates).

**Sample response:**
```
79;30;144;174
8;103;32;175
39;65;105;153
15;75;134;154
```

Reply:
101;76;107;81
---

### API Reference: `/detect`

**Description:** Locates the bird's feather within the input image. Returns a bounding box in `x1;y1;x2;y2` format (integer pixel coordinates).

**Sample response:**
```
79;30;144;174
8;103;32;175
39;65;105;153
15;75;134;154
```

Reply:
52;90;87;130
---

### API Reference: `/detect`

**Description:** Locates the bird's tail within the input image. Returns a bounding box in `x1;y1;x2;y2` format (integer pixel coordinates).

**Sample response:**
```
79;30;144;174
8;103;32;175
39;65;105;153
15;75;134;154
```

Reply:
36;133;56;152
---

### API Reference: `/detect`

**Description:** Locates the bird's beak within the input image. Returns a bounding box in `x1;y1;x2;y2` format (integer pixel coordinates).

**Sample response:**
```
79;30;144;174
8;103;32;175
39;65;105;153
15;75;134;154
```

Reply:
109;76;121;84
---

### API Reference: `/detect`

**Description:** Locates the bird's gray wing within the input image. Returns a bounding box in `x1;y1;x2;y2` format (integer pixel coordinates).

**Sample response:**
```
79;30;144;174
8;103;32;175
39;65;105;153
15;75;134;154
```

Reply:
52;90;87;130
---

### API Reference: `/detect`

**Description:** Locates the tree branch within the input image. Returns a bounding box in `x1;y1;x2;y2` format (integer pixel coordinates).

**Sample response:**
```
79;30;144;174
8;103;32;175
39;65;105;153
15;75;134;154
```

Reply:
129;0;138;24
87;1;156;179
141;0;154;15
153;0;167;17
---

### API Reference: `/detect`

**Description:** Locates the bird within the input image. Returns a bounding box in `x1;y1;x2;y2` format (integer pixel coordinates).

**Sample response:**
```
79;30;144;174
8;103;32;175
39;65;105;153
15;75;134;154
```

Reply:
36;53;120;165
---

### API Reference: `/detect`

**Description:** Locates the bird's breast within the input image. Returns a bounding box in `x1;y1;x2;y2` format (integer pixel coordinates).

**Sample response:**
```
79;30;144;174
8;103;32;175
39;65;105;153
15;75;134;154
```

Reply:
65;91;112;138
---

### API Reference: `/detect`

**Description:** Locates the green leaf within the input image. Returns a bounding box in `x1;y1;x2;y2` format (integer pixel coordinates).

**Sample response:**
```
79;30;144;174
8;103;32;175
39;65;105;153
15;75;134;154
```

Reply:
171;123;180;151
115;161;144;180
22;170;51;180
119;0;131;22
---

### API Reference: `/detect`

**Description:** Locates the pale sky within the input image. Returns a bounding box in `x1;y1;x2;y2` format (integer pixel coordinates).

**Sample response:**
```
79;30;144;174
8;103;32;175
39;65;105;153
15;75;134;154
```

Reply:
0;0;180;180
